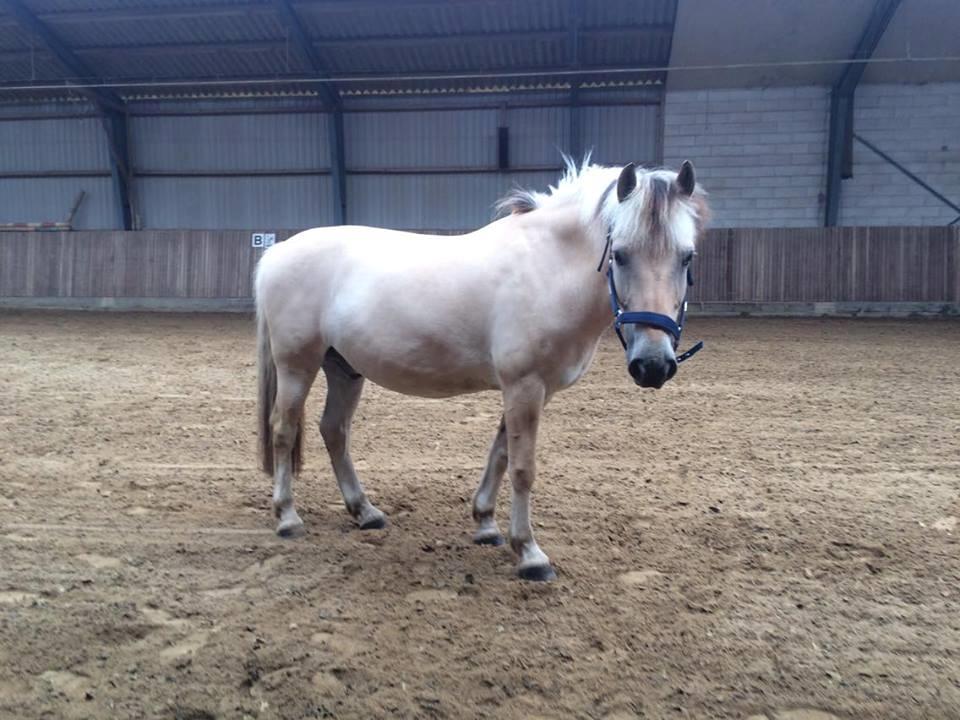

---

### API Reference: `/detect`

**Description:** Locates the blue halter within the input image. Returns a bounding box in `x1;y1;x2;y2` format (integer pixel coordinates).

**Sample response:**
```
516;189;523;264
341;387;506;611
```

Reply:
598;230;704;364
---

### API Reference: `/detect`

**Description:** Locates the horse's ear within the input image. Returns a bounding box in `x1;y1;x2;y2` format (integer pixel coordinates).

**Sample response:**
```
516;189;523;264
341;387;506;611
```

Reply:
616;162;637;203
676;160;696;196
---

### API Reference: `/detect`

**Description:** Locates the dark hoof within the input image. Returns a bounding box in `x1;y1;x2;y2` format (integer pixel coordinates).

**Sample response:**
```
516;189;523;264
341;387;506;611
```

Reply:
474;533;505;547
358;515;387;530
517;564;557;582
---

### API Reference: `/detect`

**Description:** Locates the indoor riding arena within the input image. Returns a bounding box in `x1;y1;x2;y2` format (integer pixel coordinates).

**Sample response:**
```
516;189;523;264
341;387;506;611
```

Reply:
1;2;958;720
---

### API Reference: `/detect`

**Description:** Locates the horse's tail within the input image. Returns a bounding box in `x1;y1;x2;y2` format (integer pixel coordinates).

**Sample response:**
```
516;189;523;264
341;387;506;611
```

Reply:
256;305;277;475
256;266;303;477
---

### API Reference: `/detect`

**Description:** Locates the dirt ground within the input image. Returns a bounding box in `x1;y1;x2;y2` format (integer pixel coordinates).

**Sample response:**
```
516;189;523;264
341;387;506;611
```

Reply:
1;311;958;720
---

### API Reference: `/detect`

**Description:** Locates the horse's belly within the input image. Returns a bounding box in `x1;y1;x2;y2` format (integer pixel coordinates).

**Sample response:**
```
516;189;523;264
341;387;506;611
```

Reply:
365;365;497;398
335;336;498;398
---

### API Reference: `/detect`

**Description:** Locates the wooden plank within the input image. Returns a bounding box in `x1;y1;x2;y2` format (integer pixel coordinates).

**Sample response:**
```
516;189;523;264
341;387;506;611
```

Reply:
0;233;31;295
1;228;958;306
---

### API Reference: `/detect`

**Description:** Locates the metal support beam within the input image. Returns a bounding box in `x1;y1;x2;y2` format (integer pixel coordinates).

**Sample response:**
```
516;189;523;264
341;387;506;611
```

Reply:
271;0;345;224
1;0;134;228
824;0;901;226
567;0;583;160
658;0;680;165
329;109;347;225
0;0;121;110
271;0;339;110
824;91;852;226
102;111;134;230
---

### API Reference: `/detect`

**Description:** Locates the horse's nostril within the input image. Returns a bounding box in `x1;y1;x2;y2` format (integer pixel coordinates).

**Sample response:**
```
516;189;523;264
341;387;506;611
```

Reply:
628;358;644;384
666;358;678;381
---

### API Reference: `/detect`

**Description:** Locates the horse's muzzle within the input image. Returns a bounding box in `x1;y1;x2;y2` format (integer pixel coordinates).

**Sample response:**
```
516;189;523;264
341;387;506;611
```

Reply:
628;356;678;389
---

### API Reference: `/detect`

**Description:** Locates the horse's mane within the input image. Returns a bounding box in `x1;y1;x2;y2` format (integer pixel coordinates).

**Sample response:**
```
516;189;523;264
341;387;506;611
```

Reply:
495;154;604;218
496;155;710;251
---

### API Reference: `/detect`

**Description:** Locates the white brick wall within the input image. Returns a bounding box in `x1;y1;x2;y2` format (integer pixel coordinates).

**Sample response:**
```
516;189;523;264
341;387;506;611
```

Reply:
840;83;960;226
663;87;829;228
663;83;960;228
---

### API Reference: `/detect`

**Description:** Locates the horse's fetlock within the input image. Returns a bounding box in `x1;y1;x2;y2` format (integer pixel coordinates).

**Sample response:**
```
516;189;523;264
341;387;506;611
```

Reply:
273;495;292;514
472;505;493;523
509;534;530;556
343;495;370;518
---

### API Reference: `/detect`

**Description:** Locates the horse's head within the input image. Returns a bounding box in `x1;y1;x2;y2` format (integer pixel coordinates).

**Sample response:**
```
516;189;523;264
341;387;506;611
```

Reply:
606;161;708;389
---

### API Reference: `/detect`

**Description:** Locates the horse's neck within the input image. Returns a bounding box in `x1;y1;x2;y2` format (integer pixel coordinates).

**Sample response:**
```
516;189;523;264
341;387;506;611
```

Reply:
527;205;612;340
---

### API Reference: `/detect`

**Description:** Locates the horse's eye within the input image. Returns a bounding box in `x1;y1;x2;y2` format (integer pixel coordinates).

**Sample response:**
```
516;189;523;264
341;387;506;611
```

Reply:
613;250;628;267
681;252;694;267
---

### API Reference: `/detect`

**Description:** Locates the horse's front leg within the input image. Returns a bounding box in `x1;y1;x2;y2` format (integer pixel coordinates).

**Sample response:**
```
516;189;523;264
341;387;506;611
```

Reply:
472;416;507;546
503;377;555;581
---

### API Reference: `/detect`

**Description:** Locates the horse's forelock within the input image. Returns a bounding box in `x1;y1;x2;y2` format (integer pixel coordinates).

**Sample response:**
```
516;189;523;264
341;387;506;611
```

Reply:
647;176;672;237
611;171;704;254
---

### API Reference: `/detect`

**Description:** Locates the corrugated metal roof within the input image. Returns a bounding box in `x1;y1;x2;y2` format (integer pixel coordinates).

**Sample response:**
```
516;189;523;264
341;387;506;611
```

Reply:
0;54;71;84
586;0;676;27
85;45;300;80
0;0;677;101
0;22;27;47
12;0;252;14
297;1;568;39
50;10;286;48
316;36;570;75
2;0;956;101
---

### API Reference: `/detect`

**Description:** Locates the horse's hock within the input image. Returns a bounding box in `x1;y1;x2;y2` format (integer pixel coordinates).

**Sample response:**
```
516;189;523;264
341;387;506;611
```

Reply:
1;311;958;719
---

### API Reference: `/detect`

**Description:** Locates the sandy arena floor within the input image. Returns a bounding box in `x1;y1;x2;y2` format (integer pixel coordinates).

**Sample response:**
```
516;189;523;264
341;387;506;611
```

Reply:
0;311;958;720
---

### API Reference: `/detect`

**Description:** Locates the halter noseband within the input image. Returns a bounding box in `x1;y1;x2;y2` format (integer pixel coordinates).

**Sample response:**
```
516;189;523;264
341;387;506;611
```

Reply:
598;229;704;364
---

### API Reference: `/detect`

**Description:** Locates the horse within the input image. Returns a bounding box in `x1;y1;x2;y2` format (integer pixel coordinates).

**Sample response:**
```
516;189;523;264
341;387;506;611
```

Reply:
254;158;709;581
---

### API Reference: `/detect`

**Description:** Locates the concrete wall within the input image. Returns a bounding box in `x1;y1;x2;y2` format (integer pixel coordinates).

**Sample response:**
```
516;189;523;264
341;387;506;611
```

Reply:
840;83;960;226
663;82;960;228
663;86;830;228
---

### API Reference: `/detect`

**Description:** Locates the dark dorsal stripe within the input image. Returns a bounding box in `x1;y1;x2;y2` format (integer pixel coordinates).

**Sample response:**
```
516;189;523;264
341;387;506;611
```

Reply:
647;176;672;235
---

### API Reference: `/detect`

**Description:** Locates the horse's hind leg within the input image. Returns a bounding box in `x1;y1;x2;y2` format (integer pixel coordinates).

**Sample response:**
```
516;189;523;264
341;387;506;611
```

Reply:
320;355;386;530
271;364;318;538
471;416;507;546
